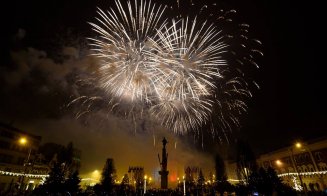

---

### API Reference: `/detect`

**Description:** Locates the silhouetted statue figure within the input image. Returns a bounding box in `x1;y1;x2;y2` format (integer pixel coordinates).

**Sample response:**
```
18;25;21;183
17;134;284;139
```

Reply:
158;137;169;189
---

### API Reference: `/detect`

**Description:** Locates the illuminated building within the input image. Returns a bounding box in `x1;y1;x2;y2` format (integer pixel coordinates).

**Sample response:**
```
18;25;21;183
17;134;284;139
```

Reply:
257;137;327;192
224;137;327;192
0;122;47;192
128;166;144;193
0;123;82;193
184;166;201;183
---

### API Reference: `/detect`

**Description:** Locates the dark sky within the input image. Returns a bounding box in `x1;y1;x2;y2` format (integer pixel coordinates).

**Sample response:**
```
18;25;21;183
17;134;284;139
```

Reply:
237;0;326;153
0;0;326;181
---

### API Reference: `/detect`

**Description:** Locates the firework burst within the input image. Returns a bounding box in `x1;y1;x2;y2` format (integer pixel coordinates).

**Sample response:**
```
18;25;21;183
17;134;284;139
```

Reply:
147;17;228;133
77;0;262;140
88;0;167;104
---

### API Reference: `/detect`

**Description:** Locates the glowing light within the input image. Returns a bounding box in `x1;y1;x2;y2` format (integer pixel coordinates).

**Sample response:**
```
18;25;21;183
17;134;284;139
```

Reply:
292;176;303;191
275;160;282;166
228;170;327;184
183;175;186;196
89;169;101;183
19;137;27;145
144;175;148;194
277;170;327;177
0;170;49;178
295;142;302;148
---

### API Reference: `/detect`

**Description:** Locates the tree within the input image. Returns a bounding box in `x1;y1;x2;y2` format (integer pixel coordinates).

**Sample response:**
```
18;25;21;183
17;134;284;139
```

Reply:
118;174;131;195
101;158;117;194
248;167;296;196
59;141;80;177
121;174;129;185
266;167;296;196
34;142;81;195
235;140;257;185
93;183;103;196
197;169;205;186
63;142;74;173
40;162;65;194
64;170;81;195
214;153;227;182
214;153;234;195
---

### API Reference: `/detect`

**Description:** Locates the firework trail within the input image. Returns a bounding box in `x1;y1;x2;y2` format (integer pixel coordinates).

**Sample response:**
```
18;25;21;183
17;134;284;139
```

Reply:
186;2;263;142
73;0;262;141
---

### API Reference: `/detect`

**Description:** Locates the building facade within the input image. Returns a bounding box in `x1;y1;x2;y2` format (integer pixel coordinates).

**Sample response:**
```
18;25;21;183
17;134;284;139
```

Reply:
257;138;327;192
0;123;49;193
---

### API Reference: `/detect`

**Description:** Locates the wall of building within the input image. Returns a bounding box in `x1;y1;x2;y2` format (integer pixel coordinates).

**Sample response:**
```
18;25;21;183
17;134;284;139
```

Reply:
0;123;47;193
257;138;327;192
224;138;327;191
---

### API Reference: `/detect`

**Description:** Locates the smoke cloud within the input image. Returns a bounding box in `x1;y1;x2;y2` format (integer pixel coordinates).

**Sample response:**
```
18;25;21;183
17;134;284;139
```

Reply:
0;37;216;187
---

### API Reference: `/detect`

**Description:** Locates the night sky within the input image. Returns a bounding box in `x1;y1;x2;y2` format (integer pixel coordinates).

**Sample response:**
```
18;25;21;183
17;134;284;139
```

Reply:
0;0;326;181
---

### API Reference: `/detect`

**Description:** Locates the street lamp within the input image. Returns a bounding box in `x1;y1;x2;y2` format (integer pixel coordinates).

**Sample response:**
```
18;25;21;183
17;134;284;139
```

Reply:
295;142;319;172
18;137;32;162
275;159;283;167
183;175;186;196
144;175;147;195
19;137;27;145
148;177;152;188
18;137;32;191
289;143;307;195
295;142;302;149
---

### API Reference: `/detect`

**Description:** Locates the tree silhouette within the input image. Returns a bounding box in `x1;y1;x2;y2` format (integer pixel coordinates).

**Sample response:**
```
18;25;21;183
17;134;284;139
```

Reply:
197;169;205;186
214;153;234;194
214;153;226;182
235;139;257;185
101;158;117;194
64;170;81;194
248;167;296;196
121;174;129;185
118;174;132;195
41;162;65;194
63;142;74;173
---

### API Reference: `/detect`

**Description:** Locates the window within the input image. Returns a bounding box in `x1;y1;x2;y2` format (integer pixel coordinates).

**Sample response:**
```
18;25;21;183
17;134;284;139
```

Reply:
309;183;315;191
17;157;25;165
308;164;314;172
297;166;302;172
315;152;322;161
316;183;321;191
0;153;13;163
302;165;308;172
0;141;10;149
318;163;327;171
288;167;294;173
0;130;14;139
304;154;310;162
0;183;7;192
